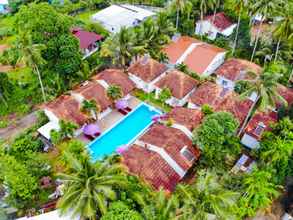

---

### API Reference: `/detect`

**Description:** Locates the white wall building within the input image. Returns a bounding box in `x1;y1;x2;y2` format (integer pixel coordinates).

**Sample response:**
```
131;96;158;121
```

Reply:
128;57;168;93
92;4;155;33
195;12;236;40
162;36;226;77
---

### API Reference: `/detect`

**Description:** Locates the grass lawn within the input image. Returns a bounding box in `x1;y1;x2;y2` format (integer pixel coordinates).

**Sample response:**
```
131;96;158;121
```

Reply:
74;9;100;24
133;89;172;112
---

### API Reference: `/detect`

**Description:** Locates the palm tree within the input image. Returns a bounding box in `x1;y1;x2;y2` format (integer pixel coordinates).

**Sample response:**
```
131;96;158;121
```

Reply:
176;170;239;219
59;120;78;139
57;152;128;219
106;85;123;101
273;3;293;62
17;32;47;102
250;0;285;61
199;0;217;35
241;69;287;111
142;189;178;220
172;0;191;29
100;27;144;69
238;168;280;217
156;12;176;38
232;0;248;55
81;99;100;120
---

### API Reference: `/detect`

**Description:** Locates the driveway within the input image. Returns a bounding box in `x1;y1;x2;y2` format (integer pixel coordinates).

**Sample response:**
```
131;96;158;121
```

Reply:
0;111;38;141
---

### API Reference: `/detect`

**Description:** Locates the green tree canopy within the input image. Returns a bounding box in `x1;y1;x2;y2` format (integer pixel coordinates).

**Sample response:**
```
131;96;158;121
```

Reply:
193;112;240;169
0;155;38;208
101;202;143;220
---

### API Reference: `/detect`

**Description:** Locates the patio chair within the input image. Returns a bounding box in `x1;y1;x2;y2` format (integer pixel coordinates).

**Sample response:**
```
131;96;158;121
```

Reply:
118;109;128;115
125;107;132;112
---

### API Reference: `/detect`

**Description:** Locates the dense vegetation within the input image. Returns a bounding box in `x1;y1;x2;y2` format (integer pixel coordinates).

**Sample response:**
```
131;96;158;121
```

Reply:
0;0;293;219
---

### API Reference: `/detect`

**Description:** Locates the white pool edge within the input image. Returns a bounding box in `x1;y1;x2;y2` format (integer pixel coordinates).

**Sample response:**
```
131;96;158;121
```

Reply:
86;102;162;159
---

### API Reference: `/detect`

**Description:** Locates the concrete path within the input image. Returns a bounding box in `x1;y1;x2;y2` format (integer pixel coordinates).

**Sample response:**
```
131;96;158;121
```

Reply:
0;111;38;141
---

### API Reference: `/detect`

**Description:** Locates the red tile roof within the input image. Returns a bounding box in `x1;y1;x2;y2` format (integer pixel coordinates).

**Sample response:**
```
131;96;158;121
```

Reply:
92;69;135;95
189;82;231;108
122;145;181;192
244;111;278;140
127;57;168;82
215;93;254;127
155;70;198;99
45;95;89;126
74;81;112;111
167;107;203;131
72;28;103;49
162;36;201;64
162;36;226;75
185;43;225;75
215;58;262;81
140;124;200;172
204;12;234;31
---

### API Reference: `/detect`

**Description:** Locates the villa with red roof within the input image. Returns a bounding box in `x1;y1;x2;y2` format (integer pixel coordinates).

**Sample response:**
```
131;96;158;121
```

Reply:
162;36;226;76
92;69;135;100
195;12;237;40
122;123;201;192
154;69;198;107
215;58;262;90
188;82;231;110
128;56;168;93
241;111;278;149
72;28;103;59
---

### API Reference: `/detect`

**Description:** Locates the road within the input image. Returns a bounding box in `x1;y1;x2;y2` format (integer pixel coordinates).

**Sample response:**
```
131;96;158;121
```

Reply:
0;111;38;141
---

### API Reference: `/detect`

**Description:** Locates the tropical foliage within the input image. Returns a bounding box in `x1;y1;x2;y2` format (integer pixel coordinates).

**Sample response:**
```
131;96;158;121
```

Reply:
193;112;240;169
176;169;239;219
57;152;128;219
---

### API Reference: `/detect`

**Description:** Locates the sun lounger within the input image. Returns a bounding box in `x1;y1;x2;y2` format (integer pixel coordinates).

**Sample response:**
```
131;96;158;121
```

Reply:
118;109;128;115
84;134;95;140
125;107;132;112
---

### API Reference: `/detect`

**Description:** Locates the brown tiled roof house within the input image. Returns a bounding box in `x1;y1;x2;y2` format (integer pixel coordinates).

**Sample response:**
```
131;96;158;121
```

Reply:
128;57;168;82
155;70;198;99
92;69;135;95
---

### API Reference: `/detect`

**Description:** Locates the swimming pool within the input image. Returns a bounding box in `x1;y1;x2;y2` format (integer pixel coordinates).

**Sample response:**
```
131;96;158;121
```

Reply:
88;103;161;161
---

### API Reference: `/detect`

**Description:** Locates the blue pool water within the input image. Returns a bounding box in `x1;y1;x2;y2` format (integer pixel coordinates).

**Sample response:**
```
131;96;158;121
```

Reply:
88;103;161;161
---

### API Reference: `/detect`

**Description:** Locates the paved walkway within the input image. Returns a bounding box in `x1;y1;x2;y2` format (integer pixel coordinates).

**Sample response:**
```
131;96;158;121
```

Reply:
0;111;38;141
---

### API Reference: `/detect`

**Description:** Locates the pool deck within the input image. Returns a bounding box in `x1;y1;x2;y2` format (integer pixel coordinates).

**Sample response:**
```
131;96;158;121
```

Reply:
77;96;141;144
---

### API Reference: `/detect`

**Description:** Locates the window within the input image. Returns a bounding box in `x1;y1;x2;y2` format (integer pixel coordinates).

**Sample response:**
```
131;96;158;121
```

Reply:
254;122;265;136
180;146;195;162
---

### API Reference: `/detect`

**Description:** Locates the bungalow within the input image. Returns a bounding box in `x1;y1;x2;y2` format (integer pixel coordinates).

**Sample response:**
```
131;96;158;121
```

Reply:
39;95;91;140
0;0;8;14
166;107;203;132
72;80;112;119
91;4;155;33
92;68;135;100
162;36;226;77
240;111;278;149
215;92;256;132
188;82;231;110
122;123;200;192
155;69;198;107
127;57;168;93
215;58;262;89
195;12;237;40
72;28;103;59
